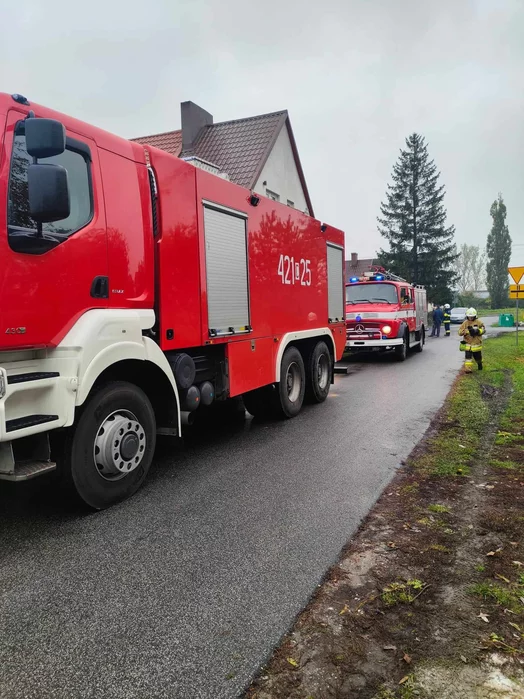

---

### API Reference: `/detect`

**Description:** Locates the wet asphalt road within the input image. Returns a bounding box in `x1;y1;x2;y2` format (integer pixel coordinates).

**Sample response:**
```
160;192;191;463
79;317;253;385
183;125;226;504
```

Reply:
1;332;468;699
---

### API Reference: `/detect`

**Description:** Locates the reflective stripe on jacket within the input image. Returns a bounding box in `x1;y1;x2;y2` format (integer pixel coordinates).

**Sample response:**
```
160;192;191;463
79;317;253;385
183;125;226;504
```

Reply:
459;319;485;347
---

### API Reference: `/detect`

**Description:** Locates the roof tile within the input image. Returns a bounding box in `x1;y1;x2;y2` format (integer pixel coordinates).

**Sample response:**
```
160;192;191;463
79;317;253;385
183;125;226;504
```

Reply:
131;130;182;156
345;258;376;278
131;109;313;214
133;112;285;189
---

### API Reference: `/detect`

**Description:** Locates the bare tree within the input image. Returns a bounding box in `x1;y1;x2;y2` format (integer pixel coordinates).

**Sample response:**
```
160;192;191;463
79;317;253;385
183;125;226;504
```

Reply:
453;244;486;292
453;244;473;292
470;246;487;291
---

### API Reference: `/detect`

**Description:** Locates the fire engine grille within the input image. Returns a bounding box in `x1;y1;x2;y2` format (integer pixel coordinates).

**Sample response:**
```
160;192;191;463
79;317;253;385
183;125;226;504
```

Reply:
347;322;381;330
346;322;382;340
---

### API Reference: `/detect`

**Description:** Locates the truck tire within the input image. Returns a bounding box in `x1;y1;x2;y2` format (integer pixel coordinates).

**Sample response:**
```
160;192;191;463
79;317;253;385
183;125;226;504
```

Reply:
57;381;156;510
415;326;425;352
395;332;408;362
275;345;306;418
305;340;332;403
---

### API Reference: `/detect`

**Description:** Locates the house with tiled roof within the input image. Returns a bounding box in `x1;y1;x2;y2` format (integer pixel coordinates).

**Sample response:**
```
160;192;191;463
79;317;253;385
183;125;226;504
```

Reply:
132;101;313;216
345;252;377;280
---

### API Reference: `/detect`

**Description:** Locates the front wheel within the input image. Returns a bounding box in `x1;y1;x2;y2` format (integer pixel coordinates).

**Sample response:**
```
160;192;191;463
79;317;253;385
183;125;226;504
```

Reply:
57;381;156;510
415;327;425;353
395;333;408;362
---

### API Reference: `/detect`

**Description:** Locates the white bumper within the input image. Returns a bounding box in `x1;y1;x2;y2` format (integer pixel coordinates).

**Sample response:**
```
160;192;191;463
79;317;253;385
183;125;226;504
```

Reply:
346;337;403;349
0;357;77;441
0;308;179;443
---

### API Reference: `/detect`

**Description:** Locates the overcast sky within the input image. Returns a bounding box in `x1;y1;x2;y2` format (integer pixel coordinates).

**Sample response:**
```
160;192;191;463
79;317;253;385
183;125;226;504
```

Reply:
3;0;523;265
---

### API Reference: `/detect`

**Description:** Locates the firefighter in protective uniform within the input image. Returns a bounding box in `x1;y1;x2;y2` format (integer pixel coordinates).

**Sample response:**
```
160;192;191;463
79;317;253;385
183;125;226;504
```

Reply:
459;308;485;372
443;304;451;336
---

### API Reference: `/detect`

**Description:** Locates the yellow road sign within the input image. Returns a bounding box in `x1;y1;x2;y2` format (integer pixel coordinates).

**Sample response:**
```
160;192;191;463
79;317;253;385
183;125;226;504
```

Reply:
508;266;524;284
509;284;524;299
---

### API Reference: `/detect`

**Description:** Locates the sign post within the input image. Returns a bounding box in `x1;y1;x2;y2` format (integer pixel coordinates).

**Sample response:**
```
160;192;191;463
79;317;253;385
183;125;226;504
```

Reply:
508;267;524;346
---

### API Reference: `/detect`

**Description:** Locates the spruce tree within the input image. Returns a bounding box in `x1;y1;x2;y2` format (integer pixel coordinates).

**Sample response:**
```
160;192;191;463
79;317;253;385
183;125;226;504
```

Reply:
377;133;457;301
486;194;511;308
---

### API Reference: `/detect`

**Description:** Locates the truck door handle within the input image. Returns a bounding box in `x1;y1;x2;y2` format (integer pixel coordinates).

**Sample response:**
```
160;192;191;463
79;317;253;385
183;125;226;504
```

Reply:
90;276;109;299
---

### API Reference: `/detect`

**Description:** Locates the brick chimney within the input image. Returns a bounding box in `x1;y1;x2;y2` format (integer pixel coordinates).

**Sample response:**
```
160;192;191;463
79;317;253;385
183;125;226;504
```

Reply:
350;252;358;266
181;101;213;153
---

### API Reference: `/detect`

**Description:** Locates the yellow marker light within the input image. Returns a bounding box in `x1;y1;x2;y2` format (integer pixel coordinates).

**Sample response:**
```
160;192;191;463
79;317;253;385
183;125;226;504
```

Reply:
382;325;392;335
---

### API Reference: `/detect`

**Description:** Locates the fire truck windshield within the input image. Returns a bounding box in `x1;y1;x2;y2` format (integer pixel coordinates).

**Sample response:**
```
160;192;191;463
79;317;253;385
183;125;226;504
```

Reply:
346;282;398;305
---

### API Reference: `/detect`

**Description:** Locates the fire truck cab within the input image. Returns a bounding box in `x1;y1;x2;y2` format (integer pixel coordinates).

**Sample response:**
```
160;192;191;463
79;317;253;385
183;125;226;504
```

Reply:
345;269;427;361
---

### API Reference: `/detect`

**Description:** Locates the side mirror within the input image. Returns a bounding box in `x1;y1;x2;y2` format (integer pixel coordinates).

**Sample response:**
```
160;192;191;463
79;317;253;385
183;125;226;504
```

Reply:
25;118;66;159
28;163;70;222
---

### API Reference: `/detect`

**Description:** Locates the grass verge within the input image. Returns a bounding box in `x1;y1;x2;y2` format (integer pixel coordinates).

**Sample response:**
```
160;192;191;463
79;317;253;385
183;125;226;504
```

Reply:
478;306;519;317
246;334;524;699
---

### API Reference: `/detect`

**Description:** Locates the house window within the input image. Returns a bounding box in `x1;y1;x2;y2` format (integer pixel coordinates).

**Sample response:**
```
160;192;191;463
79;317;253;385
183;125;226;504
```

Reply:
266;189;280;202
287;199;294;208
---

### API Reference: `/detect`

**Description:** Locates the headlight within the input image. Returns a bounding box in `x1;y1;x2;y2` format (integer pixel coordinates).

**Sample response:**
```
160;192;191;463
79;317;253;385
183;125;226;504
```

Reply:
381;325;392;335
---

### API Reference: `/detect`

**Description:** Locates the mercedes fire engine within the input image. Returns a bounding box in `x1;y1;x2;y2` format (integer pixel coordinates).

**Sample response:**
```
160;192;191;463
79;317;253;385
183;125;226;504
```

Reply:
0;92;346;509
345;268;427;360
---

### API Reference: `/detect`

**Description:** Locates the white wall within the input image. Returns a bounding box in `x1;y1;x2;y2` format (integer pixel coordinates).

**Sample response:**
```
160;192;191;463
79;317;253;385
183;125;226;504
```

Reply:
254;125;309;214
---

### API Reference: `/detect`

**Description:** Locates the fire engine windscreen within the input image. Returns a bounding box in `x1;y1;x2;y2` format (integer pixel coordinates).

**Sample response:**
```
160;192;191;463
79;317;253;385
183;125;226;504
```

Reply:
346;282;398;304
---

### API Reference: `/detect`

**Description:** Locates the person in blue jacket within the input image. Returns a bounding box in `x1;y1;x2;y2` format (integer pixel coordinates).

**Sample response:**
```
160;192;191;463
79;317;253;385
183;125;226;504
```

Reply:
430;305;444;337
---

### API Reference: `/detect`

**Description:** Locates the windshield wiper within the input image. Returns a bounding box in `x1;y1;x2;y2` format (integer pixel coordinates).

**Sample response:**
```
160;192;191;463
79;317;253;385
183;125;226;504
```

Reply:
371;297;392;303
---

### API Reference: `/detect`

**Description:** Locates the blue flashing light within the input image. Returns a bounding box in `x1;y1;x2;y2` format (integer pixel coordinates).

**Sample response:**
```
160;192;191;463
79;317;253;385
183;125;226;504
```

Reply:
375;275;384;281
356;315;362;322
350;276;359;282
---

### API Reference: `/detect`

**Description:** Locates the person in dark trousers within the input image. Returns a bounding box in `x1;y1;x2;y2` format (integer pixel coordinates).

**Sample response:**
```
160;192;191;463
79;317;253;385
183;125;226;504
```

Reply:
443;304;451;336
430;305;444;337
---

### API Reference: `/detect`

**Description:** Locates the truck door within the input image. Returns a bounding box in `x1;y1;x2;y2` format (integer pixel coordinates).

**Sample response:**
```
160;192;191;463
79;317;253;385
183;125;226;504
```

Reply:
400;286;416;332
0;109;107;349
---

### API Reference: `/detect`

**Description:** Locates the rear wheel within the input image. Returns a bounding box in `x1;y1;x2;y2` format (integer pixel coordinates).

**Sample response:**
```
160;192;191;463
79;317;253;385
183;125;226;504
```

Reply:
56;381;156;510
244;346;306;419
306;340;332;403
276;346;306;418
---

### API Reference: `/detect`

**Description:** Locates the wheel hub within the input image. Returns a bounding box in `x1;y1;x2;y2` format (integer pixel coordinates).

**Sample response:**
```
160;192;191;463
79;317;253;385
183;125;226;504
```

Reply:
317;354;329;390
120;432;140;460
286;362;301;403
94;411;146;480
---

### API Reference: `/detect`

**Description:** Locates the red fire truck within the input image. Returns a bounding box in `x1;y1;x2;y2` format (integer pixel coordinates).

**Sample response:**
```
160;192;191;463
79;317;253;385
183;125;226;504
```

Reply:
0;93;346;509
345;268;427;360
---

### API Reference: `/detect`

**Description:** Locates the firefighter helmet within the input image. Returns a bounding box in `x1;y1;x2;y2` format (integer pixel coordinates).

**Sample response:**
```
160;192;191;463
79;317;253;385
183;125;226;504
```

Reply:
444;303;450;309
466;307;477;319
